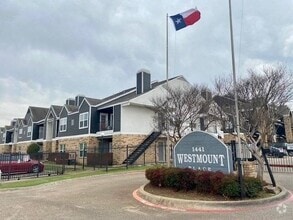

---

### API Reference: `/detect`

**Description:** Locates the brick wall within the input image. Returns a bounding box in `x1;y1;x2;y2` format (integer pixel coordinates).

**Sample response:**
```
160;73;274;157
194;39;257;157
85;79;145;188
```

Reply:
58;136;98;165
0;144;12;153
112;134;165;165
13;142;31;153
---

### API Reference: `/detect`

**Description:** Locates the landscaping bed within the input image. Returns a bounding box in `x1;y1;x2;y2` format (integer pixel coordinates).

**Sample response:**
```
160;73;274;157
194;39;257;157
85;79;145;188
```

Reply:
144;183;276;201
145;166;274;200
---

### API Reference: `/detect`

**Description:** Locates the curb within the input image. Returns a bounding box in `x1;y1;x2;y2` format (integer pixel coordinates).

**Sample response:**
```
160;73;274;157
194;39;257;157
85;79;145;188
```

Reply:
134;184;292;212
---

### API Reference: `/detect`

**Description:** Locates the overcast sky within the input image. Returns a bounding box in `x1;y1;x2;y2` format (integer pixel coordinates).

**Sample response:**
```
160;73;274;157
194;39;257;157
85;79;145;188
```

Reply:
1;0;293;127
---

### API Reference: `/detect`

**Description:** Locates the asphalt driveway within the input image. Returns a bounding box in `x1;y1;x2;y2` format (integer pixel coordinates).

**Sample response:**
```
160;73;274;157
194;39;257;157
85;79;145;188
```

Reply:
0;171;292;220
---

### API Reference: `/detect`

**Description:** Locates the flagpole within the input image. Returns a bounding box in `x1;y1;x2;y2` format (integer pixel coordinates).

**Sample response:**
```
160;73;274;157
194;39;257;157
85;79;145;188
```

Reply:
166;13;170;167
166;13;169;86
228;0;244;199
228;0;241;160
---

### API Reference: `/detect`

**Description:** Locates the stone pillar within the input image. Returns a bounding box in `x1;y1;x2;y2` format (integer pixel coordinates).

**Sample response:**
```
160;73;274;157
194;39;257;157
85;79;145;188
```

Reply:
243;161;256;178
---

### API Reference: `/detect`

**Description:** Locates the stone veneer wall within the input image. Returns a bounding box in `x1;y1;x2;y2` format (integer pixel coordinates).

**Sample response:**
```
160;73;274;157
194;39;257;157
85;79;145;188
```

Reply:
58;136;98;165
243;161;257;178
0;144;12;153
13;142;32;153
112;134;165;165
42;141;53;153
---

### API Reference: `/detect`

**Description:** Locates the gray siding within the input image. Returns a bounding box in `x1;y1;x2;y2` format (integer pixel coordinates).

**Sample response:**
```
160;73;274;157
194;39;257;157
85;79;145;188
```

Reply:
91;107;99;133
78;101;90;134
0;130;4;144
136;71;151;94
22;120;32;142
113;105;121;132
58;102;90;137
17;124;26;142
58;112;80;137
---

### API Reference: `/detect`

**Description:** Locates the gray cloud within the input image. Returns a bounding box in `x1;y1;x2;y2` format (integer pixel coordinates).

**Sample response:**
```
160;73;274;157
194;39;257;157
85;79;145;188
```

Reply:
1;0;293;126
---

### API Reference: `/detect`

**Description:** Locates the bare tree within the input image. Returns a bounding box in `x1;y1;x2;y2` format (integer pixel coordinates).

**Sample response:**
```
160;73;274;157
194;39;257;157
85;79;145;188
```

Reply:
214;64;293;181
237;65;293;145
152;85;213;144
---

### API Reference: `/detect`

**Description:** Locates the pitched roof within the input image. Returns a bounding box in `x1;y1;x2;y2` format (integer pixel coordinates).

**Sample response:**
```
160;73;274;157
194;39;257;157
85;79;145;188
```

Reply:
85;97;102;106
51;105;63;116
64;104;79;113
29;106;49;122
213;95;235;107
4;125;13;131
97;75;183;108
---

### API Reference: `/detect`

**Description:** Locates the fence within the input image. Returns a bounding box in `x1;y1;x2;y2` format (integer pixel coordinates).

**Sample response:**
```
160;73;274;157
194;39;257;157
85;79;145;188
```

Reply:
0;143;169;181
0;152;66;181
225;142;293;173
264;155;293;173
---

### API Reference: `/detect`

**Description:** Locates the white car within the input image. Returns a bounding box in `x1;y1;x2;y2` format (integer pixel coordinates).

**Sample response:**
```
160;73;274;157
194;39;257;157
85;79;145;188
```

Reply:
287;144;293;156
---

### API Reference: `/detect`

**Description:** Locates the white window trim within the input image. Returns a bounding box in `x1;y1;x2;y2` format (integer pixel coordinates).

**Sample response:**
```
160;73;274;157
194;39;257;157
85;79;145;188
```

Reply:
60;117;67;132
100;113;108;130
19;128;23;135
79;112;89;129
59;144;66;152
79;143;87;157
27;126;32;137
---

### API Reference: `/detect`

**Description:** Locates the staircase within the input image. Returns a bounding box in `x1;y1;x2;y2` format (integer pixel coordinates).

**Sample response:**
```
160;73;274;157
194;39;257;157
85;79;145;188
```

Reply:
122;131;161;165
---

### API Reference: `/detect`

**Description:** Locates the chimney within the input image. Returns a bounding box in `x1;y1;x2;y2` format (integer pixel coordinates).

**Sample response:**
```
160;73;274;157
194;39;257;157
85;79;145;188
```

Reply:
136;69;151;95
75;95;85;107
66;98;75;106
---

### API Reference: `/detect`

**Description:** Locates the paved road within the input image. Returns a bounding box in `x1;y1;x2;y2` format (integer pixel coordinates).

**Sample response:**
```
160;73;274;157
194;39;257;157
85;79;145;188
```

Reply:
0;171;292;220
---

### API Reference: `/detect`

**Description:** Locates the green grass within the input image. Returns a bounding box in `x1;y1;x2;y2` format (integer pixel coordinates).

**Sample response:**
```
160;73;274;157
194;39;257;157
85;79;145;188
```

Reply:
0;165;147;189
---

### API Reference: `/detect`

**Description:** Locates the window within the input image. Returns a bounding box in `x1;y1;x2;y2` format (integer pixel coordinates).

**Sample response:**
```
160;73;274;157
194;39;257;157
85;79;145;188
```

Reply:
27;126;32;137
109;114;113;129
71;119;74;126
100;113;108;130
60;117;67;132
19;128;23;135
59;144;66;152
79;112;88;129
157;142;166;162
79;143;87;157
2;133;6;141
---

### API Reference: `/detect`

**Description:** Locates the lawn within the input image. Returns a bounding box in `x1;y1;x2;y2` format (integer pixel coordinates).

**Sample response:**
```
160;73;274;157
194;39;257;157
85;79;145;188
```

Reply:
0;165;146;189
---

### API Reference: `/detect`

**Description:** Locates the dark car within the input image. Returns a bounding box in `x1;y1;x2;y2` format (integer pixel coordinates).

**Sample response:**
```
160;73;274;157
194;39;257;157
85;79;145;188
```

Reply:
269;146;287;158
0;154;44;174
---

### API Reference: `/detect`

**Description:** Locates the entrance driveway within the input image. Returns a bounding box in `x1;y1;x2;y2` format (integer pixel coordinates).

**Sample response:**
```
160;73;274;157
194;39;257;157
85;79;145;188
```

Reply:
0;171;292;219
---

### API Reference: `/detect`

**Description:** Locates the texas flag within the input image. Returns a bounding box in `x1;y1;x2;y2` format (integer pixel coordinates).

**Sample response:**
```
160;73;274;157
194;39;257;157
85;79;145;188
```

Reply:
170;8;201;31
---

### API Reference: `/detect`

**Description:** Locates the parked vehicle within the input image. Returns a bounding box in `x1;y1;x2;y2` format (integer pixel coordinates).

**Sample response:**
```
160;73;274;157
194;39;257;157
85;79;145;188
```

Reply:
0;154;44;174
269;146;287;158
287;144;293;156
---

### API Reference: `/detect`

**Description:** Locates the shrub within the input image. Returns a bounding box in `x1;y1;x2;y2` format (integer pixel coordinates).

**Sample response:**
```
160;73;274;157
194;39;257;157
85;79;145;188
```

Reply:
27;143;40;155
145;167;265;199
145;166;166;187
244;177;263;198
177;168;196;191
209;171;225;194
220;175;241;198
195;171;213;193
163;167;181;190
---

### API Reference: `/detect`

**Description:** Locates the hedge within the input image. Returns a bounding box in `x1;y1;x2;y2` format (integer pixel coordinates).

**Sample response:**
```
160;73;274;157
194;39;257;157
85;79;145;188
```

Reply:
145;166;265;199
